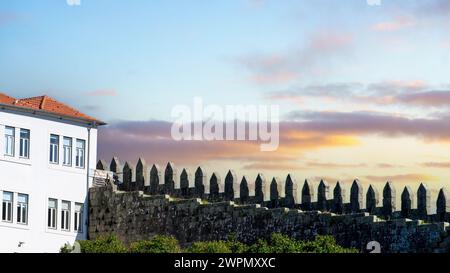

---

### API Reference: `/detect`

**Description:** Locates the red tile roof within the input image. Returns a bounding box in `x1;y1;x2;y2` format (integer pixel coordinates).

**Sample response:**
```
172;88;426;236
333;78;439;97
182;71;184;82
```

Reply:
0;93;105;125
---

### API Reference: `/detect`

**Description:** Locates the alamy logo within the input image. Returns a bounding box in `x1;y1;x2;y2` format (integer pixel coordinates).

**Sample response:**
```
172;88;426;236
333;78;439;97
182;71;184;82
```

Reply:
171;97;280;152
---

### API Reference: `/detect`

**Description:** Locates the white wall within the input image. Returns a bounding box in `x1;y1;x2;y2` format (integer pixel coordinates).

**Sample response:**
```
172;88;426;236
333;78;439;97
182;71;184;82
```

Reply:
0;109;98;253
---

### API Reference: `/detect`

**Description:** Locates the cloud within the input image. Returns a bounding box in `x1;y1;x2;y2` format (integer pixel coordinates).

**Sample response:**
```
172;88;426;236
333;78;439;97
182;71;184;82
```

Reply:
372;16;417;32
285;110;450;141
417;0;450;17
85;89;118;97
364;174;439;183
238;31;353;85
420;162;450;168
267;81;450;108
97;119;359;169
304;162;367;168
242;162;303;171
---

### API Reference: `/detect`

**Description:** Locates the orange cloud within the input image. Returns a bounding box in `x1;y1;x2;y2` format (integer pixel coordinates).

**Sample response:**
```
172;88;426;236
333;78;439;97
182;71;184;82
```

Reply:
364;174;439;184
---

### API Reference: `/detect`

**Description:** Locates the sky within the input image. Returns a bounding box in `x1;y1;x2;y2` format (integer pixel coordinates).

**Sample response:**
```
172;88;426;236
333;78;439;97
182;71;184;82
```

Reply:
1;0;450;193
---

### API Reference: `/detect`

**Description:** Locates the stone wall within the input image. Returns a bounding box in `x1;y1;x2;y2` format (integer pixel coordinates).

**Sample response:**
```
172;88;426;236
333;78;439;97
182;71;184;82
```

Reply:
89;158;450;253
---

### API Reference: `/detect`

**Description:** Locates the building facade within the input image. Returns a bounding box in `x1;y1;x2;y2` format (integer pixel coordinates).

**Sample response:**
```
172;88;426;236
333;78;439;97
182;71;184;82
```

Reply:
0;93;104;252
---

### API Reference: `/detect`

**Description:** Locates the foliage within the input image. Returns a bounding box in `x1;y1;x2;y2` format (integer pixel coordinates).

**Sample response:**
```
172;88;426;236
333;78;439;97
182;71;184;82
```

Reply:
78;234;128;253
129;235;181;253
185;240;233;253
61;233;357;254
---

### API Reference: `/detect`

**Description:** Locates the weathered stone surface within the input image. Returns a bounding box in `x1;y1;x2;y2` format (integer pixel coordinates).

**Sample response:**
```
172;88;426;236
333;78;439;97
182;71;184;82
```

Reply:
240;176;250;203
418;183;431;219
136;158;148;191
147;164;161;195
89;185;450;253
270;177;283;207
366;185;379;214
333;182;345;214
301;180;314;211
437;188;449;221
317;180;330;211
255;174;268;204
195;167;207;197
164;162;177;194
383;181;396;217
284;175;298;208
225;170;237;201
96;160;108;171
180;168;192;197
350;179;364;212
401;186;415;218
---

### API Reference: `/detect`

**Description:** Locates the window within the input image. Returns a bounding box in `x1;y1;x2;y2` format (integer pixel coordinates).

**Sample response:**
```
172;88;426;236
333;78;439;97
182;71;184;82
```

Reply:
17;194;28;225
63;137;72;166
61;201;70;231
74;203;83;232
5;126;15;156
19;129;30;158
47;199;57;229
75;139;85;168
2;192;13;222
49;135;59;164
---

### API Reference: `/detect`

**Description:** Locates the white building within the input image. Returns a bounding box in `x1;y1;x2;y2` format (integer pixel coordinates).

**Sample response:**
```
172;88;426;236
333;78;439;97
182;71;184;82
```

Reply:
0;93;105;252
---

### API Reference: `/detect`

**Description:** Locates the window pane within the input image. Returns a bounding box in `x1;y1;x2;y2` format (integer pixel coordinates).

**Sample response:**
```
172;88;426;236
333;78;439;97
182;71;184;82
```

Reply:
20;129;30;138
49;199;56;208
3;192;12;202
18;194;28;204
75;203;83;211
63;137;72;146
50;134;59;144
76;139;85;149
61;201;70;210
5;126;14;136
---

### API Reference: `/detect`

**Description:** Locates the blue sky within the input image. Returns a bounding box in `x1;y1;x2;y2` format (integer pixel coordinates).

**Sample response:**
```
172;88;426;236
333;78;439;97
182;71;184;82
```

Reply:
2;0;450;187
2;0;448;121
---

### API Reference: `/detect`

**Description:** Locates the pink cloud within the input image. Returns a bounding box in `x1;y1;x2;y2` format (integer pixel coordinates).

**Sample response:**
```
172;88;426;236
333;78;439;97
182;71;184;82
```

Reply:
86;89;118;97
372;16;417;32
238;30;353;86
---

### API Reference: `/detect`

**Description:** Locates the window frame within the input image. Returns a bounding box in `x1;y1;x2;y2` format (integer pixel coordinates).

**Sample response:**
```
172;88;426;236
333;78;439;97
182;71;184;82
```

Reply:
2;191;13;223
19;128;30;159
47;198;57;229
75;139;86;168
16;193;28;225
49;134;59;164
61;201;71;232
4;126;15;157
74;203;83;233
62;137;72;166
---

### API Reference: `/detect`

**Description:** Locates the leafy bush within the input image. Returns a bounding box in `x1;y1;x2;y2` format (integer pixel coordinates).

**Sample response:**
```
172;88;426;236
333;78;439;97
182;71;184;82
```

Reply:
79;234;128;253
248;233;358;253
297;235;358;253
185;241;232;253
61;233;357;254
129;235;181;253
225;234;248;253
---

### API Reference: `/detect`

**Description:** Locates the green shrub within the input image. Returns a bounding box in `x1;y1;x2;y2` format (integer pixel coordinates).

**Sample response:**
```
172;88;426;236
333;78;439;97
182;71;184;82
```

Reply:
247;238;272;253
225;235;248;253
129;235;181;253
79;234;128;253
185;241;232;253
297;235;359;253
